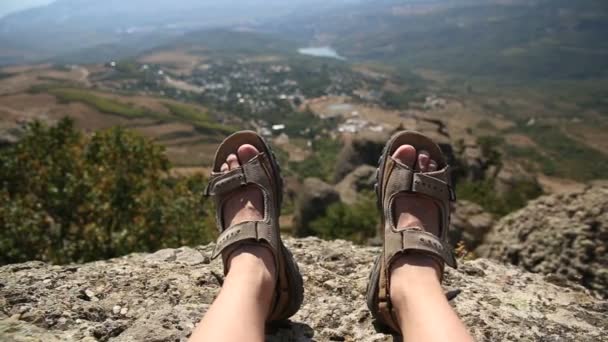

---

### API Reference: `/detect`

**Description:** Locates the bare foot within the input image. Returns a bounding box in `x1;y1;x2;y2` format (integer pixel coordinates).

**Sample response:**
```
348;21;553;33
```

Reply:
391;145;440;236
221;144;264;228
389;144;443;300
218;144;275;286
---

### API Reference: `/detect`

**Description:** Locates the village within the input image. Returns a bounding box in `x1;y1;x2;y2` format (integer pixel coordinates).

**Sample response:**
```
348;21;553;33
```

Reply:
96;56;448;139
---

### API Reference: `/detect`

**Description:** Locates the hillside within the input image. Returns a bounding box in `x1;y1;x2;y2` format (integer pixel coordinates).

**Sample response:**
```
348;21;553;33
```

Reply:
0;0;357;64
271;0;608;80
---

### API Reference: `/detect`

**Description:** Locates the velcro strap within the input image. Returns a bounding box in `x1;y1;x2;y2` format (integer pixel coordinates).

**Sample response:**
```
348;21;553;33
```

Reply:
412;173;454;202
205;169;246;197
384;159;414;198
400;229;456;268
204;153;271;198
211;221;276;260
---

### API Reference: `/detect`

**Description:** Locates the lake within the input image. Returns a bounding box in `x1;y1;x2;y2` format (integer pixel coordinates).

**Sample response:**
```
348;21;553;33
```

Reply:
298;47;345;60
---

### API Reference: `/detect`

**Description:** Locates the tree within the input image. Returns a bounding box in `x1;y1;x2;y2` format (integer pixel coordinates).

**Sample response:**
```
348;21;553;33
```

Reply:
0;118;216;265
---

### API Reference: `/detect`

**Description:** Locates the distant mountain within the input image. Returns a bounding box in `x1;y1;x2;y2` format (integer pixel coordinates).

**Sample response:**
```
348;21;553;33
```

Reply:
3;0;608;82
269;0;608;80
0;0;363;65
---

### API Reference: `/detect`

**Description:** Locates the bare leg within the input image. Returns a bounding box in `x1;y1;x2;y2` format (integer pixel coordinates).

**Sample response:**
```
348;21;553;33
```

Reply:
389;145;474;342
189;145;275;342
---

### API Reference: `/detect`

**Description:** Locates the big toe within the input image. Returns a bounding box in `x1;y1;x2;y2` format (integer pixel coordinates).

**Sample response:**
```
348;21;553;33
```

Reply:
392;144;417;168
237;144;260;164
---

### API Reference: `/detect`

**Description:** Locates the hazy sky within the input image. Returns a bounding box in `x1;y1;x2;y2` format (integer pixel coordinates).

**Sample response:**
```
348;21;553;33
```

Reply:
0;0;55;18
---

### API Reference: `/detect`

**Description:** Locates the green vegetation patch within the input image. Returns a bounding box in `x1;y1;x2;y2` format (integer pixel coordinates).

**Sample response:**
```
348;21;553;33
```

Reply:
455;135;542;216
51;88;163;118
288;138;343;182
309;190;378;244
30;84;166;119
0;118;216;265
456;179;542;217
164;102;235;135
510;123;608;181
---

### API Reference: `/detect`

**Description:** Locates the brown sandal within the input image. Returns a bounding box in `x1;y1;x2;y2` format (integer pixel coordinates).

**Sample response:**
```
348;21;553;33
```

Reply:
204;130;303;321
366;130;457;334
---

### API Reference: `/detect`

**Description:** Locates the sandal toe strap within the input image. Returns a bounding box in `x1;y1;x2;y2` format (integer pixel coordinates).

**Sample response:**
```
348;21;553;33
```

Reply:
204;153;272;198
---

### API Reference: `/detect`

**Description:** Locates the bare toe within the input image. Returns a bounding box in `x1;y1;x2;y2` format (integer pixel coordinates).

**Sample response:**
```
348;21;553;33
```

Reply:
226;153;239;170
237;144;260;164
391;145;417;168
428;160;438;172
221;163;229;172
417;150;430;172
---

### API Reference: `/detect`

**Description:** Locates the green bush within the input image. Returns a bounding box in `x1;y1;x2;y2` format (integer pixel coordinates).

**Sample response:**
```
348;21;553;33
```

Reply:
456;179;542;216
289;138;342;182
47;87;164;119
164;102;235;135
510;124;608;181
0;118;216;265
455;135;542;216
309;191;378;244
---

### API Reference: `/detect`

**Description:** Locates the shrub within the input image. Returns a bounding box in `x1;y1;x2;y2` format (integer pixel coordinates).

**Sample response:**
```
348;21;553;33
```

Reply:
289;138;342;182
455;135;542;216
456;179;542;217
164;102;235;135
0;118;216;265
309;191;378;244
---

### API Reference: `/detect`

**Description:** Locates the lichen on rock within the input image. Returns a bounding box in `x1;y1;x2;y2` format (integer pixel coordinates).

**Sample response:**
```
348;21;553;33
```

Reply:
1;237;606;341
478;185;608;299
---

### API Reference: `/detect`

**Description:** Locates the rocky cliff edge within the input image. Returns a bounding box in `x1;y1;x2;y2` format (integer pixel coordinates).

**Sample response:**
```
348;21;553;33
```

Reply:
1;236;607;342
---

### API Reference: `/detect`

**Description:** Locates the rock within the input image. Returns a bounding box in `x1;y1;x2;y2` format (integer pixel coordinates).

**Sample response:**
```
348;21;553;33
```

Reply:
147;247;208;266
335;165;376;205
332;131;388;183
493;162;537;196
292;178;340;236
461;143;485;181
1;238;606;341
478;185;608;298
449;200;495;249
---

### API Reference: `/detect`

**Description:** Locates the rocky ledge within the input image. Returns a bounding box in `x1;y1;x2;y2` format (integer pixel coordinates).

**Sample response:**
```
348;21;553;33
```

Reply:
1;237;607;342
478;184;608;299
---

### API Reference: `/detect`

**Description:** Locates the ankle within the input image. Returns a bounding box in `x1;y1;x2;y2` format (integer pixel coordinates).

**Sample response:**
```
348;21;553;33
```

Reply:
225;245;277;292
389;253;442;306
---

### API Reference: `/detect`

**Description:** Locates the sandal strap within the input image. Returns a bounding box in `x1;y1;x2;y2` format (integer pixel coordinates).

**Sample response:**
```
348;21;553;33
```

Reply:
382;158;455;267
412;172;455;202
204;153;272;198
211;220;278;261
384;158;454;205
367;130;459;335
205;131;303;322
384;229;457;270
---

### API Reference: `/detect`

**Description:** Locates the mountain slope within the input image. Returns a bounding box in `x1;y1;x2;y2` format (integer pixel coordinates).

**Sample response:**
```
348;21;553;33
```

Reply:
0;0;361;65
271;0;608;80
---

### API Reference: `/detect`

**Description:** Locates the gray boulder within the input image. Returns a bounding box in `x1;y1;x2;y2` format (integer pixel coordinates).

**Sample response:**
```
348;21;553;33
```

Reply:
332;132;388;183
292;178;340;237
449;200;495;250
478;185;608;298
1;237;606;341
335;165;376;205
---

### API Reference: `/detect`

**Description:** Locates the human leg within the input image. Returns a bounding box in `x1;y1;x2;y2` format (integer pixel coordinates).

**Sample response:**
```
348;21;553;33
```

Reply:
189;144;272;342
190;134;303;341
366;131;474;341
388;144;473;342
